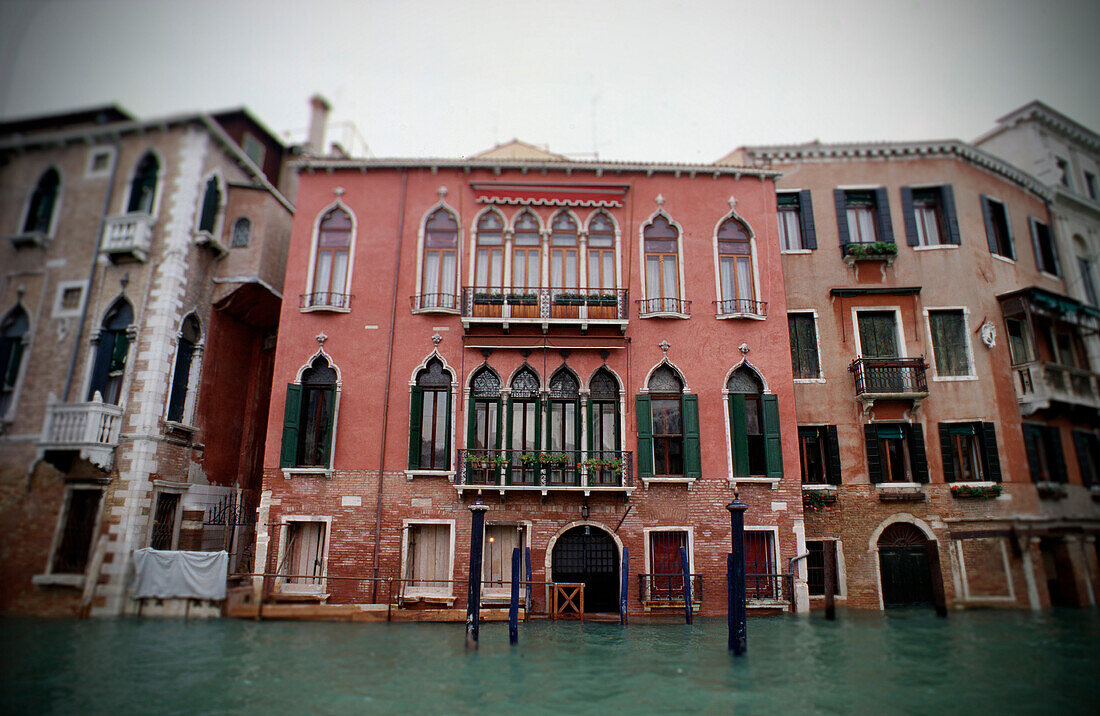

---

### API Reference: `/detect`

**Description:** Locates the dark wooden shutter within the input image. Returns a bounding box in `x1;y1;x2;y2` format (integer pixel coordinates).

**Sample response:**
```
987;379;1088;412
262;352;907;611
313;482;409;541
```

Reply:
825;425;841;485
1029;217;1043;272
799;190;817;249
683;394;701;478
636;395;653;480
166;339;194;423
585;400;594;452
279;384;302;468
1004;205;1016;259
1022;424;1042;482
762;394;783;478
1073;431;1094;487
465;397;477;450
199;179;219;232
980;195;999;255
1047;223;1062;276
941;185;961;245
938;423;955;482
443;389;452;469
874;187;895;244
909;423;929;483
320;386;337;467
729;394;749;477
865;424;882;483
504;397;514;452
408;387;423;469
980;422;1002;483
1048;425;1067;483
834;189;850;250
901;186;919;246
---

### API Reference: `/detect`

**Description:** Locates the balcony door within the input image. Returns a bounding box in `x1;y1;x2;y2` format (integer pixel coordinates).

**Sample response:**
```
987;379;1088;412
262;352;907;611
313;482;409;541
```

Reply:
857;310;903;392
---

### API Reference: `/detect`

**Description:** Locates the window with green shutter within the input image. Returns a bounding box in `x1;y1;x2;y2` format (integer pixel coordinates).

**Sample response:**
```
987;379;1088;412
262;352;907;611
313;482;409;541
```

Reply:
798;425;841;485
788;313;820;379
647;365;685;476
928;310;971;377
284;355;339;468
409;358;452;470
727;367;767;476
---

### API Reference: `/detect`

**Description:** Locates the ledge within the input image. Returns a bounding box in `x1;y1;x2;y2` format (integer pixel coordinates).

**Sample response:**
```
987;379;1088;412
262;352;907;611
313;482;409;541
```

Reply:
401;593;456;607
33;574;84;589
912;244;960;252
455;483;635;498
299;305;351;314
716;313;766;321
638;312;690;320
411;307;460;315
405;469;455;481
802;484;837;492
875;482;926;502
281;467;333;479
643;477;695;490
729;477;781;490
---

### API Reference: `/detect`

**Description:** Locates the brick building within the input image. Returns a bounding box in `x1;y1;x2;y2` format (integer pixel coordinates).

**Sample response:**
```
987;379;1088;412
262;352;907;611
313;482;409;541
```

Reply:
255;139;811;617
727;135;1100;610
0;105;294;615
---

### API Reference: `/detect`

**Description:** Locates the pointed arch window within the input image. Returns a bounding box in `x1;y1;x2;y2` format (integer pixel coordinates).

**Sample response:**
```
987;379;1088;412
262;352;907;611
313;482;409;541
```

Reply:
88;299;133;405
587;212;616;292
166;315;201;424
717;217;760;315
420;208;459;309
408;358;452;470
636;366;699;479
508;367;542;486
197;176;222;233
127;153;159;214
643;215;683;314
550;212;579;292
475;212;505;291
727;367;782;478
587;368;622;485
308;207;353;309
467;367;502;484
0;306;29;417
511;210;541;291
23;168;60;235
280;355;338;468
230;218;251;248
548;368;580;485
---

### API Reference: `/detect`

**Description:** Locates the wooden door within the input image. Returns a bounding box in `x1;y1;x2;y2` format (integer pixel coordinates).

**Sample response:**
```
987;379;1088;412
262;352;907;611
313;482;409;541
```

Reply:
483;525;524;596
744;532;776;598
649;531;687;600
407;524;451;595
286;522;325;590
878;524;934;607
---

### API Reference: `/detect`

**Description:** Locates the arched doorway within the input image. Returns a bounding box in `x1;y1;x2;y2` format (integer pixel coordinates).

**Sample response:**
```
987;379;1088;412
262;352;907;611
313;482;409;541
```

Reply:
878;523;934;608
551;525;620;612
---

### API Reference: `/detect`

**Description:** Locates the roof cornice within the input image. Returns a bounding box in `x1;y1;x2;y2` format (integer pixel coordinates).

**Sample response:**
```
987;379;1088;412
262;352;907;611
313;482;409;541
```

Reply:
994;101;1100;153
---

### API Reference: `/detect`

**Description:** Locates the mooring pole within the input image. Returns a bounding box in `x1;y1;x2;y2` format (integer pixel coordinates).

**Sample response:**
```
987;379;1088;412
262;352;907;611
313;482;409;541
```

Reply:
824;542;837;621
509;547;520;644
466;495;488;649
680;545;693;625
525;546;533;618
727;493;748;655
620;547;629;625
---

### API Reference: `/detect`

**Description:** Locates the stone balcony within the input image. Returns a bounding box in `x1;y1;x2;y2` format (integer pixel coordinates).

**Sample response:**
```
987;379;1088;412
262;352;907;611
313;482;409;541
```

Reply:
1012;360;1100;414
101;213;155;262
37;392;124;472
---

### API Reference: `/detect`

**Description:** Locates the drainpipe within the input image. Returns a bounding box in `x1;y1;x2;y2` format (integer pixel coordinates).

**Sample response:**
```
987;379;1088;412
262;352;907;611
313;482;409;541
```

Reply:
64;137;121;402
372;170;408;602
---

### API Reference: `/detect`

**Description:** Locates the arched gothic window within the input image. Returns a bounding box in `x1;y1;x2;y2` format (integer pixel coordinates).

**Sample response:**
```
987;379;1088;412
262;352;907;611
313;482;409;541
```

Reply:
717;217;757;314
166;315;201;423
726;366;782;478
587;212;615;292
0;306;29;416
309;207;353;308
197;176;222;233
588;367;622;485
230;218;251;248
467;367;502;481
127;153;159;214
475;211;505;290
550;212;578;291
88;299;133;404
643;215;681;312
546;368;580;485
280;355;338;468
409;358;452;470
23;168;60;235
421;208;459;309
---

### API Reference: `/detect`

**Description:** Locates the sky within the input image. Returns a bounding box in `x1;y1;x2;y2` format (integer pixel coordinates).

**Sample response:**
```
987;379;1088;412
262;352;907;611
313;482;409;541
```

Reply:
1;0;1097;163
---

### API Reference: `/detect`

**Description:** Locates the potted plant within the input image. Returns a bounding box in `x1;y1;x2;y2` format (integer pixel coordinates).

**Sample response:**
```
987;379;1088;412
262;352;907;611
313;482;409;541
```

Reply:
1036;482;1068;500
552;292;585;306
802;491;837;510
950;484;1003;499
506;292;538;305
844;241;898;260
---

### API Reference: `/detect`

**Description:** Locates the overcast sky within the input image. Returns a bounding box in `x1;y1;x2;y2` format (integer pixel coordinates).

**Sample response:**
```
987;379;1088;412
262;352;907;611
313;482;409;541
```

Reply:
1;0;1097;163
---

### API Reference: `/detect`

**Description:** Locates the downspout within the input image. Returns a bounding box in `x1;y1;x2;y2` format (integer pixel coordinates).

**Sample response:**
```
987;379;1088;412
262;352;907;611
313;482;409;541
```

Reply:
64;137;122;401
372;170;409;602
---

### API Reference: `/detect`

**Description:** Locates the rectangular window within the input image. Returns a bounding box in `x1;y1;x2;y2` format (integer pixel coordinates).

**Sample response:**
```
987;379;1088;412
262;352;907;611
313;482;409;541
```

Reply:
798;425;840;484
788;313;820;379
1078;257;1098;307
745;531;777;599
865;423;929;483
419;390;449;470
51;489;102;574
1005;318;1033;365
845;192;878;244
483;524;525;595
1073;431;1100;487
149;492;180;550
981;196;1014;259
912;188;944;246
281;521;326;592
1023;423;1067;483
777;193;803;251
1051;328;1080;368
405;523;452;596
939;423;988;482
1030;218;1060;275
928;310;971;377
649;530;688;600
651;398;684;476
1055;157;1071;188
242;132;266;168
806;541;840;596
1085;171;1098;201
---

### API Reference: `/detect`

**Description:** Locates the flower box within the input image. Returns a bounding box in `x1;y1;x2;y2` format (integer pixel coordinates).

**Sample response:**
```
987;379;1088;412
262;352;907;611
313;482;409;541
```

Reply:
802;491;837;510
950;484;1003;499
1036;482;1068;500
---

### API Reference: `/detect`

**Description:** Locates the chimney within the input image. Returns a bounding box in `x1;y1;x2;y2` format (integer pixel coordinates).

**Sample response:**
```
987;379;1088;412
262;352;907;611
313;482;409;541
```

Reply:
307;94;331;155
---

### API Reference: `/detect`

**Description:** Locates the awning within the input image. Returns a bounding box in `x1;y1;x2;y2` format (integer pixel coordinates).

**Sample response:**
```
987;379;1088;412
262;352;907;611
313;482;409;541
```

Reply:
471;182;629;208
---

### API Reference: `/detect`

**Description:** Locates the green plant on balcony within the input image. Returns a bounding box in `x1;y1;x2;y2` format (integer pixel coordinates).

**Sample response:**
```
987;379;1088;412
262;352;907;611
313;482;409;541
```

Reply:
473;292;504;304
586;293;618;306
519;452;541;467
538;452;571;465
579;457;624;474
950;484;1003;499
465;452;507;469
845;241;898;259
1036;482;1068;500
552;293;585;306
802;490;837;510
506;292;538;305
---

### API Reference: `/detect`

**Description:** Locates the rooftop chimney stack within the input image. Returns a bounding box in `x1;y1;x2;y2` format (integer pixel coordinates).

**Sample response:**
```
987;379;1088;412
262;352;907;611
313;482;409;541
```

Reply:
307;94;331;156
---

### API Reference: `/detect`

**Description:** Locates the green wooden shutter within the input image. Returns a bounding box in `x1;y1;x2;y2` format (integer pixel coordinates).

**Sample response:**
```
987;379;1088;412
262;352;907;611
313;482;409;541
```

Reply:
535;398;543;451
981;195;999;255
938;423;954;482
279;383;302;468
573;399;581;457
505;397;514;452
980;422;1002;483
408;387;423;470
1072;431;1094;487
799;190;817;249
444;389;452;470
901;186;918;246
729;394;749;477
1029;217;1044;272
825;425;842;485
909;423;929;483
683;394;701;478
834;189;850;250
320;386;337;467
864;424;882;483
874;187;894;244
466;397;478;450
762;394;783;478
941;185;960;245
1048;425;1067;483
1022;424;1042;482
635;395;653;480
495;398;503;450
586;400;594;453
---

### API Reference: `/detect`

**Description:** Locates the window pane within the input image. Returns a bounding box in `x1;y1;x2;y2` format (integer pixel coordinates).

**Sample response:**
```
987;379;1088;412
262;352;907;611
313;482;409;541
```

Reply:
857;208;876;243
736;258;752;300
422;252;440;294
331;251;349;294
780;210;801;250
645;256;661;299
720;257;735;301
314;252;333;294
602;253;613;289
439;253;456;295
929;311;969;376
662;257;678;299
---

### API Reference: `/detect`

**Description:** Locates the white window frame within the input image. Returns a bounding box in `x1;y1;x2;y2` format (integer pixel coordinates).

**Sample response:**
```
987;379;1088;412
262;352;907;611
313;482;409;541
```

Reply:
405;349;458;479
711;204;763;320
983;196;1016;264
954;537;1016;603
852;305;907;358
303;200;357;313
744;526;780;580
400;518;456;603
637;207;689;319
777;190;811;254
163;313;204;428
51;280;89;320
788;309;825;383
806;538;848;600
36;483;106;586
640;526;695;605
275;515;333;595
923;306;977;381
119;149;165;218
582;209;623;293
146;480;189;550
413;197;462;314
85;146;116;179
281;348;343;479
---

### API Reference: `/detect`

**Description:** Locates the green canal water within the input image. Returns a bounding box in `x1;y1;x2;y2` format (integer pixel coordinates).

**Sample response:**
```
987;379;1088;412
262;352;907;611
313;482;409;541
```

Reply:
2;610;1098;715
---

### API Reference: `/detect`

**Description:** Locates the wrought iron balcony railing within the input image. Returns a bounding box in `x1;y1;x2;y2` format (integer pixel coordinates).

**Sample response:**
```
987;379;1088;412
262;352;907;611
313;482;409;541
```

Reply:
101;213;155;262
460;287;628;323
849;357;928;397
637;297;691;316
714;298;767;317
410;293;461;312
456;449;633;492
638;573;702;606
300;292;353;310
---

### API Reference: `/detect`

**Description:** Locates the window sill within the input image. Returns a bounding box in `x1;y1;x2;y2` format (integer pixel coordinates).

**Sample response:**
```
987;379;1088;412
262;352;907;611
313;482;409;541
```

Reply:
405;469;455;481
931;374;978;382
802;484;837;492
716;312;765;321
794;377;826;384
299;305;351;314
401;593;456;606
281;467;333;479
781;249;813;255
912;244;960;251
642;477;696;490
162;420;198;435
991;254;1016;265
949;481;997;488
33;573;84;589
638;312;690;320
874;482;922;490
729;477;780;490
410;306;460;316
1039;271;1061;282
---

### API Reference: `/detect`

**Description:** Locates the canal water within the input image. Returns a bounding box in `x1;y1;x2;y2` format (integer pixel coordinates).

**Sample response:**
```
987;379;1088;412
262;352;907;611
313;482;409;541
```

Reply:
3;610;1098;715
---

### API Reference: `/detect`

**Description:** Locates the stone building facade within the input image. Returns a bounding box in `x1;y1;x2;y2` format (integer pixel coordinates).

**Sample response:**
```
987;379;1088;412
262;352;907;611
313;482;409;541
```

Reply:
0;106;294;615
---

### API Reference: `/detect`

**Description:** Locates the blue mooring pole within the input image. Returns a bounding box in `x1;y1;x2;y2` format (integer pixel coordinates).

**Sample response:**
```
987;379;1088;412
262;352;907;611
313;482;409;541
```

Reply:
525;546;533;613
466;495;488;650
620;547;629;625
680;546;693;625
509;547;520;644
727;493;748;655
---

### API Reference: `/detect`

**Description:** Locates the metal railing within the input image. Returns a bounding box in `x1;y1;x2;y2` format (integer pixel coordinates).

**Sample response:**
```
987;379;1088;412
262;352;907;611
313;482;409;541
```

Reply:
746;573;795;609
638;573;702;605
457;449;633;489
101;213;155;260
300;292;353;310
849;357;928;396
637;297;691;316
461;287;628;322
714;298;767;317
411;293;461;311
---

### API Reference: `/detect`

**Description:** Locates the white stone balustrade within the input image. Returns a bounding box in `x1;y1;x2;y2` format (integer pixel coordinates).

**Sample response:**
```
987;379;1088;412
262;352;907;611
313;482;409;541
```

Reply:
101;213;155;261
38;392;124;471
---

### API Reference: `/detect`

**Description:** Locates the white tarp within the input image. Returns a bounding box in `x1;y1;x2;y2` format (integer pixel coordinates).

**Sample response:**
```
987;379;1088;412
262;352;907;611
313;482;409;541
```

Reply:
132;548;228;601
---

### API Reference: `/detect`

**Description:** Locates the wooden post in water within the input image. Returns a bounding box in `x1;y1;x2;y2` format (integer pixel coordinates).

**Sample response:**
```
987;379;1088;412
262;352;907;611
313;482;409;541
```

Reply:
620;547;629;625
525;546;533;618
727;494;748;655
466;495;489;649
927;539;948;618
509;547;520;644
824;542;836;621
680;545;693;625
